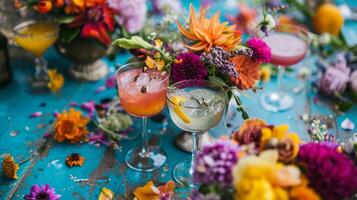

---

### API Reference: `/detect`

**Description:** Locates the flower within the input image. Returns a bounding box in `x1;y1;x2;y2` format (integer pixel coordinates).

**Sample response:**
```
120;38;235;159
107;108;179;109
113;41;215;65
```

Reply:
105;75;116;88
229;3;257;33
54;108;90;143
152;0;182;15
133;180;175;200
34;0;53;14
171;53;208;83
2;154;19;179
47;69;64;93
65;153;85;167
193;139;239;186
81;101;95;118
108;0;147;33
232;118;267;148
350;70;357;93
230;55;260;90
260;125;300;163
190;190;221;200
24;184;61;200
259;66;271;82
177;4;241;51
246;37;271;63
290;185;321;200
297;143;357;200
98;187;114;200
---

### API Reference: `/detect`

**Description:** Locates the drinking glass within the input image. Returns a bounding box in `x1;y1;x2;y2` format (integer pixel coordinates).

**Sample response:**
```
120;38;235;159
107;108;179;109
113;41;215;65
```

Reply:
259;24;309;112
167;80;226;187
115;62;169;172
13;20;59;90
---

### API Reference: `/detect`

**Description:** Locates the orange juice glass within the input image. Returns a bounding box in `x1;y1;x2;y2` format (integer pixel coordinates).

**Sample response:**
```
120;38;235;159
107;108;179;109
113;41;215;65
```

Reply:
115;62;169;172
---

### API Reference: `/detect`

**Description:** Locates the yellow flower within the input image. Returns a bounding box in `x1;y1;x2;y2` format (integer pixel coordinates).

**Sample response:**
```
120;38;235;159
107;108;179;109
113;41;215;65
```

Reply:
260;66;271;82
47;69;64;93
145;56;165;71
54;108;90;143
2;154;19;179
261;125;300;163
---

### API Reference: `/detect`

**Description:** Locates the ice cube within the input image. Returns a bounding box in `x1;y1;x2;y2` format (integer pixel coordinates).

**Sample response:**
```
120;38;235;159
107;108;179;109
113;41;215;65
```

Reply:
147;78;162;93
136;72;150;86
119;71;135;85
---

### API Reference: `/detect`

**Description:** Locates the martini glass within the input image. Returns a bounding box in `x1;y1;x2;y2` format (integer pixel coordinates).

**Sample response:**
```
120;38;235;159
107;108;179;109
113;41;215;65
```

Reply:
259;24;309;112
167;80;226;187
13;20;59;90
116;62;169;172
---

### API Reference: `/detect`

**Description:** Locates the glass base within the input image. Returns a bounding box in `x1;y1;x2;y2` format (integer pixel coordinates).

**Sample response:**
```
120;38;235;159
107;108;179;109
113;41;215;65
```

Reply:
260;91;294;112
173;160;197;187
125;146;166;172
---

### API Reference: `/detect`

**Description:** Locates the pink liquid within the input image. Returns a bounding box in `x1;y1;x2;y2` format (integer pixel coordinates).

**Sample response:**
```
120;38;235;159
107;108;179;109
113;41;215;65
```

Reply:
263;33;307;67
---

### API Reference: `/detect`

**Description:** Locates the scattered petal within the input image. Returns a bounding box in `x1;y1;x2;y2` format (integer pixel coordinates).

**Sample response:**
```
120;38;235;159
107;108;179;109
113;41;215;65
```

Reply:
95;85;106;93
29;111;43;118
105;76;117;88
341;118;355;131
43;132;52;138
70;101;79;107
99;187;114;200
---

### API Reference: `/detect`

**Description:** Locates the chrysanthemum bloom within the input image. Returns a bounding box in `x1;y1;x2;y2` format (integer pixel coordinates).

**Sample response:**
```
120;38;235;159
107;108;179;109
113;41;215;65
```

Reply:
297;143;357;200
260;125;300;163
47;69;64;93
246;37;271;63
2;154;19;179
65;153;85;167
177;4;241;51
171;53;208;83
24;184;61;200
230;55;260;90
54;108;90;143
232;118;267;148
193;139;239;186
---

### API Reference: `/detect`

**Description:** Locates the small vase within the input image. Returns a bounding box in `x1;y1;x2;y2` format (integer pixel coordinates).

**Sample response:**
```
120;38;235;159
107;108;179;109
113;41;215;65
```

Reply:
56;38;109;81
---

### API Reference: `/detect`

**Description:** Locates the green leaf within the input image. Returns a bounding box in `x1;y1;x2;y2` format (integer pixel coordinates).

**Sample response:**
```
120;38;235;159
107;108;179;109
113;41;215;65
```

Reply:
55;15;75;24
59;28;80;43
336;101;353;112
208;76;228;87
112;36;153;50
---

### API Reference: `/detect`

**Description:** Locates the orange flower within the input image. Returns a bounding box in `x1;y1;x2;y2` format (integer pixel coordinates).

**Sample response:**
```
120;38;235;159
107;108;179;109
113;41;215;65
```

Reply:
290;186;321;200
230;55;260;90
2;154;19;179
53;0;65;8
233;118;267;146
34;0;53;14
65;153;85;167
177;4;241;51
54;108;90;143
134;180;175;200
65;0;85;14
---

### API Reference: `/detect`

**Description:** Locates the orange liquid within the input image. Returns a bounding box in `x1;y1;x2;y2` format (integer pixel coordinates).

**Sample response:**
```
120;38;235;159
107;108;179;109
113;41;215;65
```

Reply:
14;21;58;57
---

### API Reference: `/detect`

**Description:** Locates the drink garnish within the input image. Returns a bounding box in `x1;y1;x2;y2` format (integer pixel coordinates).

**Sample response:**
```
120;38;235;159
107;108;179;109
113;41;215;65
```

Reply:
171;96;191;123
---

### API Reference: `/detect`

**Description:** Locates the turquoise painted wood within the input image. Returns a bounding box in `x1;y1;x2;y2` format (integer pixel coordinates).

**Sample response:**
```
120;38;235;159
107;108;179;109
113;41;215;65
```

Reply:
1;0;357;199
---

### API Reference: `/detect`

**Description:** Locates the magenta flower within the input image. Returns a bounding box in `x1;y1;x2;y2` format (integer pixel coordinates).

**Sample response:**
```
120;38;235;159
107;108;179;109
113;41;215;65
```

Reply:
171;53;208;83
24;184;61;200
81;101;96;118
297;143;357;200
105;75;117;88
246;37;271;63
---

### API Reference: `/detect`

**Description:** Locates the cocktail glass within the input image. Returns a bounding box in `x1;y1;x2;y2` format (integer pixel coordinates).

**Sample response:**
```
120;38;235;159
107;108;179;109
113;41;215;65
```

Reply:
259;24;309;112
167;80;226;187
13;20;59;90
115;62;169;172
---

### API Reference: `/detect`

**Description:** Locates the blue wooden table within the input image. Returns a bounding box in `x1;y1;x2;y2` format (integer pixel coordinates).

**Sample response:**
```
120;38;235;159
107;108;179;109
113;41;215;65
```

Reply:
1;1;357;199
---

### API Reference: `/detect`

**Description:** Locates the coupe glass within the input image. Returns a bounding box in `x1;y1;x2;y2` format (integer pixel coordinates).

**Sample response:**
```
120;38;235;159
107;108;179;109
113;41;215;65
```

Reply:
167;80;226;187
259;24;309;112
115;62;169;172
13;20;59;90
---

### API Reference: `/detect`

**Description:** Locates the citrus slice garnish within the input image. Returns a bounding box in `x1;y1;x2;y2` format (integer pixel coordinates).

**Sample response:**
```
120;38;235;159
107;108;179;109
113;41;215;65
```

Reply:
171;96;191;123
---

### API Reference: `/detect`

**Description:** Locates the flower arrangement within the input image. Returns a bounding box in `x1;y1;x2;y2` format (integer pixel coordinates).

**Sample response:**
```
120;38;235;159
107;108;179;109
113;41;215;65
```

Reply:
190;119;357;200
113;4;272;119
23;0;147;46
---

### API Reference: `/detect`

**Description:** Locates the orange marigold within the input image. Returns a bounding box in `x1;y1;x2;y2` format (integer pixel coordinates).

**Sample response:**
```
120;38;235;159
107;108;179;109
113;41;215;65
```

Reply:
177;4;241;52
54;108;89;143
2;154;19;179
230;55;260;90
65;153;85;167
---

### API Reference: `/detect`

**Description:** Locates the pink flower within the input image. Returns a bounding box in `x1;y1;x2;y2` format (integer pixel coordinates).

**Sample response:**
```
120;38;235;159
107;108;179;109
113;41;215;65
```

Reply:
81;101;96;118
105;75;117;88
246;37;271;63
108;0;147;33
319;67;350;95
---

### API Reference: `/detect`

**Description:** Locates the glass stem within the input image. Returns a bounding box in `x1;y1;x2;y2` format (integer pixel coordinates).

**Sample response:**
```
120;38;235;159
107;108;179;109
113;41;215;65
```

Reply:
277;65;285;93
34;56;48;80
141;117;149;156
190;132;200;175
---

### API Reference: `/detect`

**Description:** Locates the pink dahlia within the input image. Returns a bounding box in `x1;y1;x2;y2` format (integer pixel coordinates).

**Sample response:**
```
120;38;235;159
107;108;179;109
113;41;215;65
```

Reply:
246;37;271;63
297;143;357;200
171;53;208;83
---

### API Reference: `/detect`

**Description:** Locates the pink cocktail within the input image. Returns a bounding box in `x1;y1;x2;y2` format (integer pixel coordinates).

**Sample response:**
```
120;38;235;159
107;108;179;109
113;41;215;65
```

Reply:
260;24;309;112
116;62;169;172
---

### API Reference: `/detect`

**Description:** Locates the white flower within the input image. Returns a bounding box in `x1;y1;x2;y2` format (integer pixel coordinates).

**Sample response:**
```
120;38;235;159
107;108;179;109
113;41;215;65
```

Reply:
319;33;331;44
265;14;276;31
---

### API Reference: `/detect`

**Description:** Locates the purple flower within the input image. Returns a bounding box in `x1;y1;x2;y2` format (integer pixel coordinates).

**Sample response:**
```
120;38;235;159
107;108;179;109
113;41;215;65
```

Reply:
246;37;271;63
108;0;147;33
88;131;111;146
81;101;96;118
105;75;117;89
190;190;221;200
24;184;61;200
350;70;357;93
319;67;350;95
152;0;182;15
297;143;357;200
171;53;208;83
193;140;239;186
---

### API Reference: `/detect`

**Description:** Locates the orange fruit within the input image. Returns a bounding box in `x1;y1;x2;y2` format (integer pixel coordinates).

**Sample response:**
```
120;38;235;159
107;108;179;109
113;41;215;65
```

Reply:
313;3;344;36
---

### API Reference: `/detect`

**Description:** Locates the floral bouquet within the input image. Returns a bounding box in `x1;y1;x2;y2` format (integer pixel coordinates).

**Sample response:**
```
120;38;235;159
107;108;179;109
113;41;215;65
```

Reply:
113;4;272;119
20;0;147;46
190;118;357;200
